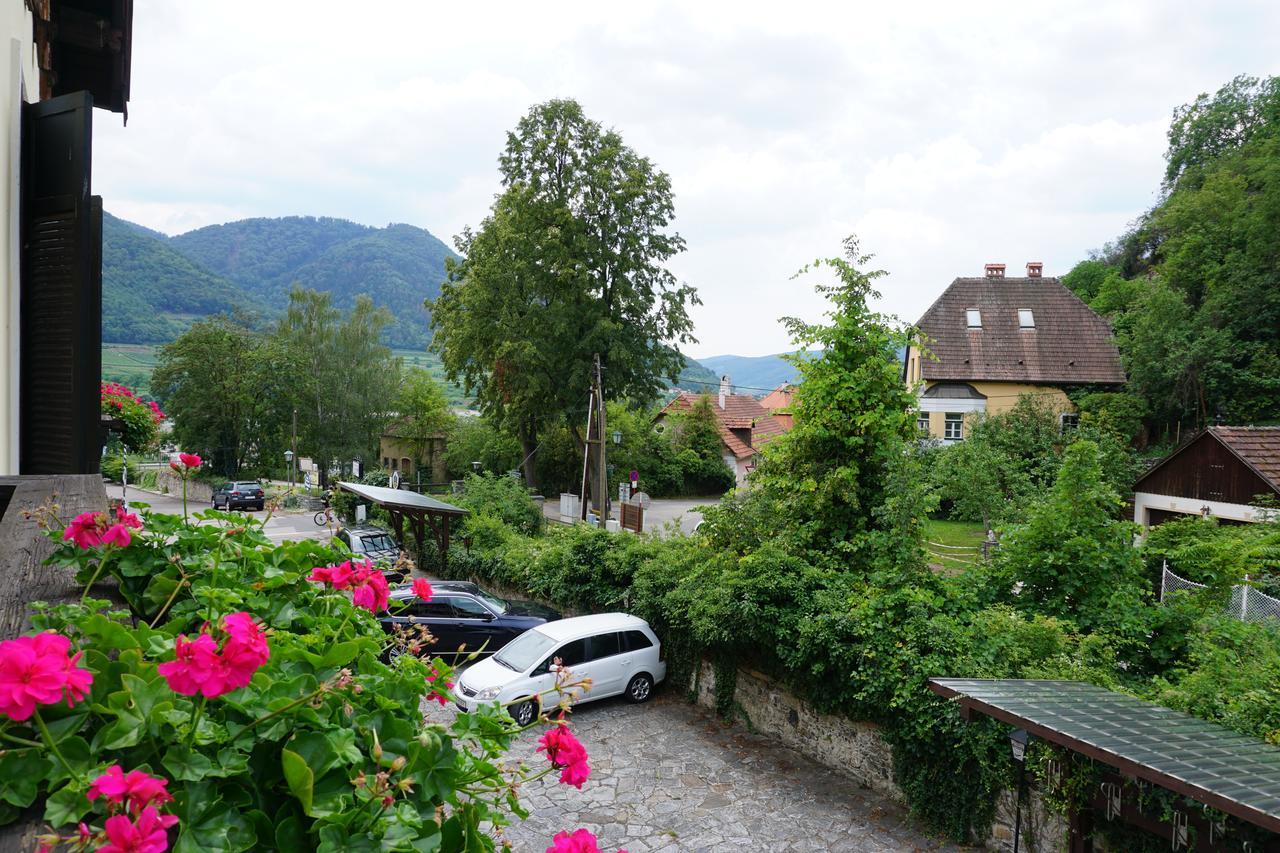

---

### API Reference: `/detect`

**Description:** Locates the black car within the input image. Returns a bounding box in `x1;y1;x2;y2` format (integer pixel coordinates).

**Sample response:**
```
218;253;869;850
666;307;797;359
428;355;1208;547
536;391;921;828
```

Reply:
380;581;561;661
212;481;265;511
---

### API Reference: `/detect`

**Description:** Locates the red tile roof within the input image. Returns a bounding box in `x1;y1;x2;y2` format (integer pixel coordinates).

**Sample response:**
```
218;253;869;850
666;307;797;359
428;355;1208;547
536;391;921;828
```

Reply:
1212;426;1280;490
914;277;1125;385
659;392;790;460
760;385;795;412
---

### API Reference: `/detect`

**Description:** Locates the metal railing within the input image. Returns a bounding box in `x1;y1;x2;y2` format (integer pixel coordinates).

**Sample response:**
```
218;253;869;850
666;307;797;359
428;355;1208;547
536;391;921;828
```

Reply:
1160;562;1280;623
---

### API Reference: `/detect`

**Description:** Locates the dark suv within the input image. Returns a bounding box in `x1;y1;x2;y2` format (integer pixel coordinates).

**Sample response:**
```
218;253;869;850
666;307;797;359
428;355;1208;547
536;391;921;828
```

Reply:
212;481;265;511
333;525;402;579
380;581;561;661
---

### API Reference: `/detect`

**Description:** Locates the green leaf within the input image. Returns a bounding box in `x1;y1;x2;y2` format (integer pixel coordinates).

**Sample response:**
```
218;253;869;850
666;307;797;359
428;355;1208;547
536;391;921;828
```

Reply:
174;799;257;853
281;748;314;815
0;752;51;807
44;782;90;827
320;640;360;668
80;613;141;649
163;745;215;781
274;814;308;853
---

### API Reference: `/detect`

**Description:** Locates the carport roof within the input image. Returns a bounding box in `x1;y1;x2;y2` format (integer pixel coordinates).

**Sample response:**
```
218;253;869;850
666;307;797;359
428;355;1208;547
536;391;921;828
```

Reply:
335;482;467;516
928;678;1280;835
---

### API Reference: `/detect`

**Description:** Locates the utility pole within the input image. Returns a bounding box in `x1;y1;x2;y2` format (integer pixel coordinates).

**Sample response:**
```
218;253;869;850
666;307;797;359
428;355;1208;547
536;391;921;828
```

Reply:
291;408;298;491
594;353;608;522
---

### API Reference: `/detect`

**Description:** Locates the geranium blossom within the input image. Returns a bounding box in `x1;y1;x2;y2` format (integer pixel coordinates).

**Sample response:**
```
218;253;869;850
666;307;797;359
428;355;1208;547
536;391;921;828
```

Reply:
177;452;201;469
536;723;591;788
156;612;268;699
63;510;141;550
545;829;627;853
349;561;390;613
88;766;172;815
0;633;93;721
98;806;178;853
425;666;454;706
308;561;356;589
411;577;433;602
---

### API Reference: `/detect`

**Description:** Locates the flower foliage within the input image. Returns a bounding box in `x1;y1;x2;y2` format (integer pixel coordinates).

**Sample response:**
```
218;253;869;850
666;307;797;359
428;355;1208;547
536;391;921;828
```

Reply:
0;633;93;721
101;382;163;452
536;723;591;789
546;828;628;853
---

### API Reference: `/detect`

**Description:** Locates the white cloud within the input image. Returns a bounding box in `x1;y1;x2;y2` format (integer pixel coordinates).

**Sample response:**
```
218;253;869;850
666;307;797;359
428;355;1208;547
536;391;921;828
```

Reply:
93;0;1280;356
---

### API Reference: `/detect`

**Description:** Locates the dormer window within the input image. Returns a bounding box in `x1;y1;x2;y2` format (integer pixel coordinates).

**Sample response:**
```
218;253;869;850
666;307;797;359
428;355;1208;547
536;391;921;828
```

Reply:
1018;309;1035;328
965;309;981;328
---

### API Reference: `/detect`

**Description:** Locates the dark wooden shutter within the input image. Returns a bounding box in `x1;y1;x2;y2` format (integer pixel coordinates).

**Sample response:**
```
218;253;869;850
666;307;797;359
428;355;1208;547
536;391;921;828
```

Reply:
20;92;101;475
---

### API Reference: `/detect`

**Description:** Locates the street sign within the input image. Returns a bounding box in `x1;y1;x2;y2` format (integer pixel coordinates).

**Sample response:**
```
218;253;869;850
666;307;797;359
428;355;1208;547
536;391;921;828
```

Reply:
389;471;401;490
303;472;312;490
619;483;631;503
629;469;638;484
352;458;362;479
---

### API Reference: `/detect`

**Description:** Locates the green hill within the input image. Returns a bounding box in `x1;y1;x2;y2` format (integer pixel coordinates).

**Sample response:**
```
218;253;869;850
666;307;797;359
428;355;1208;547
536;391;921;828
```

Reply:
168;216;456;348
102;212;267;343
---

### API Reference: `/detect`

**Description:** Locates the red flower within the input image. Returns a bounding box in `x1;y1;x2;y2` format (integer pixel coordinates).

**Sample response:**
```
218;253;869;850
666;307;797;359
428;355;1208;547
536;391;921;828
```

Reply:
0;633;93;721
88;766;173;815
350;561;390;613
156;612;268;699
545;829;627;853
308;561;355;589
115;505;143;530
411;577;433;602
425;667;454;706
98;806;178;853
536;723;591;788
63;510;141;550
177;452;201;470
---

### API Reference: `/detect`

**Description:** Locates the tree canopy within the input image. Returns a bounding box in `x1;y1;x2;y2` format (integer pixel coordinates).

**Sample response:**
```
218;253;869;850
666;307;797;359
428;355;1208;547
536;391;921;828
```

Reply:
431;99;698;488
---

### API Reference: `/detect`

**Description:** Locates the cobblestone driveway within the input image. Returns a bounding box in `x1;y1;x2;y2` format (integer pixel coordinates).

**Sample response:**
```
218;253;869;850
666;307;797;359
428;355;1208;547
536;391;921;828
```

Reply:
434;694;961;852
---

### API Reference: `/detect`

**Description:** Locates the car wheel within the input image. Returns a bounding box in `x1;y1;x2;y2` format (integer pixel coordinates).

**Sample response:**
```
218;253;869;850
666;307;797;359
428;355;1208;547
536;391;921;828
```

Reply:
254;502;264;511
508;699;537;727
624;673;654;704
387;644;406;664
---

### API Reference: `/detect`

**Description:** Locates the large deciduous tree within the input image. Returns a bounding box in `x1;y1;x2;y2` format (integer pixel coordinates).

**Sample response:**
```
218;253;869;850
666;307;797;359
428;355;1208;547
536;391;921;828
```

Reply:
430;99;698;489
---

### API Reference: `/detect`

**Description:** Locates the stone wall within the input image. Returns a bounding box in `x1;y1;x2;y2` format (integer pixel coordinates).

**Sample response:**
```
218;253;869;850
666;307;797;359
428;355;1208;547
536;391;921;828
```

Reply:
690;658;1067;851
151;468;213;503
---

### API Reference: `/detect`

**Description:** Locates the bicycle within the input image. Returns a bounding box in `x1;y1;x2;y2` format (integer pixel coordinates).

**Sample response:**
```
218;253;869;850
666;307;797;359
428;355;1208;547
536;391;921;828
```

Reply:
313;506;336;526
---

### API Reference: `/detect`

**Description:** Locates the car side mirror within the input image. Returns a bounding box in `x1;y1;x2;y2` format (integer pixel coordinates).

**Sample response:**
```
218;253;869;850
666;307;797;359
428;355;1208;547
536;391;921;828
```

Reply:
482;612;495;622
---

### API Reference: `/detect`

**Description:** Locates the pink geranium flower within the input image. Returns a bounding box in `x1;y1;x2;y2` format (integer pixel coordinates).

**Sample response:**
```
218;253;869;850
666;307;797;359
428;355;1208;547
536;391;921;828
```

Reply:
545;829;627;853
0;633;93;721
218;613;269;691
88;766;173;815
63;509;142;550
425;666;454;706
98;806;178;853
350;561;390;613
156;612;267;699
308;561;355;589
536;723;591;788
411;577;433;602
177;452;201;470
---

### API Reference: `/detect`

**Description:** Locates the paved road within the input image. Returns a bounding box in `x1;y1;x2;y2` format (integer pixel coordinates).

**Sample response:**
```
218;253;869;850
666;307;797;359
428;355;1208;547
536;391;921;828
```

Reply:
543;497;713;536
106;484;331;546
427;694;960;852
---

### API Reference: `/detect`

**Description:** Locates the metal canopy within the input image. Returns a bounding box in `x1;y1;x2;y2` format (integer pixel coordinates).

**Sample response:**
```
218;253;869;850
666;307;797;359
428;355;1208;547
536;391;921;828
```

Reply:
336;482;467;571
929;678;1280;835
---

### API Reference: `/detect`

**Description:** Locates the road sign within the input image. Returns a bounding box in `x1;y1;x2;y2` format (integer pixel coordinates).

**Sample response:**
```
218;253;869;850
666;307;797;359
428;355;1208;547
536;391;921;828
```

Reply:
629;469;638;484
389;471;401;490
303;472;312;490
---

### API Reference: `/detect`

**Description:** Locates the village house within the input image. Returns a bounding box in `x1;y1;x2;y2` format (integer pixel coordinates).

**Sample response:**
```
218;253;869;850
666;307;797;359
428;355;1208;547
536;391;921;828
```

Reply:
759;383;795;431
658;376;788;488
903;262;1125;443
1133;426;1280;527
379;418;448;484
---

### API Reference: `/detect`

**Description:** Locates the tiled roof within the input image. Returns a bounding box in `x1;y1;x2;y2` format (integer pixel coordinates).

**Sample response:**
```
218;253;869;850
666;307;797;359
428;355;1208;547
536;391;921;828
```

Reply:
659;393;790;460
914;277;1125;385
760;385;795;412
1212;426;1280;489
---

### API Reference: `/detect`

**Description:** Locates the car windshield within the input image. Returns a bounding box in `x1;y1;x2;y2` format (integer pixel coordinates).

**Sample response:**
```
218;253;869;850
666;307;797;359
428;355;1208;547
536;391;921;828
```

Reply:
493;630;557;672
474;589;508;614
361;534;396;552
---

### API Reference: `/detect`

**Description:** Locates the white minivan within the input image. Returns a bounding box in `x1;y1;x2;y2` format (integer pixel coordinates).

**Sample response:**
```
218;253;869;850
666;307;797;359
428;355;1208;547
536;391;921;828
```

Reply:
454;613;666;726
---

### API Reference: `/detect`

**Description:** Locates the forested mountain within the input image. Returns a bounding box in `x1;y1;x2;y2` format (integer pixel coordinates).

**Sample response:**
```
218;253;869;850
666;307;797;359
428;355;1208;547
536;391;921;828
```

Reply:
1062;75;1280;437
168;217;456;348
697;352;809;394
102;212;266;343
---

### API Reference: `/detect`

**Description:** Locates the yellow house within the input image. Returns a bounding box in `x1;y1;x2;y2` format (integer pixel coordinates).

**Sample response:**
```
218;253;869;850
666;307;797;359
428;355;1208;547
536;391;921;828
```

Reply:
904;263;1125;442
379;419;448;483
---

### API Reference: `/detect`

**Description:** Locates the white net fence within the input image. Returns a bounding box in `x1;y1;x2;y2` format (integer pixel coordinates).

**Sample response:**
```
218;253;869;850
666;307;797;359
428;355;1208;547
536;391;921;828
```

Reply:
1160;562;1280;623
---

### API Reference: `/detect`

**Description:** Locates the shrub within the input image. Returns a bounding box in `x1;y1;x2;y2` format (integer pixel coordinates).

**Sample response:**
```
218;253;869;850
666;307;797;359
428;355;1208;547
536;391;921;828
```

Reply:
454;473;542;537
101;382;164;452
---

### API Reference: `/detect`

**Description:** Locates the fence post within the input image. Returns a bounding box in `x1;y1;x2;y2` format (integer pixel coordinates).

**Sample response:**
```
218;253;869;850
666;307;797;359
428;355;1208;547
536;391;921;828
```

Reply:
1241;575;1251;621
1159;560;1167;603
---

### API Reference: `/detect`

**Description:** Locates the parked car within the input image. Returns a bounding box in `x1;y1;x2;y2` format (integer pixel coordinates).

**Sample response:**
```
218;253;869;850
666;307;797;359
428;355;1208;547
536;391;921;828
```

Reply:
211;481;265;511
380;581;561;663
454;613;666;726
333;524;401;574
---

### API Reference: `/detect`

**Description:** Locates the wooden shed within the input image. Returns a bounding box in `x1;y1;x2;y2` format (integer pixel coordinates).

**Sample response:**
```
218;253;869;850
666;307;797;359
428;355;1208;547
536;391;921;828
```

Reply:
1132;427;1280;527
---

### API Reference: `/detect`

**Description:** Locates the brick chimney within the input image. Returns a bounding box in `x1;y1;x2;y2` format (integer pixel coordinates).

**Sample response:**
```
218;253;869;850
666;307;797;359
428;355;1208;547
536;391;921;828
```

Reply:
719;375;730;409
984;263;1006;279
1026;261;1043;278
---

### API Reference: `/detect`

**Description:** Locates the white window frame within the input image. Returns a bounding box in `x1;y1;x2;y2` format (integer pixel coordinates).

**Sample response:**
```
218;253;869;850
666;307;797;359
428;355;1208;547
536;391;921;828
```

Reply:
916;413;930;433
965;308;981;328
1060;412;1079;432
1018;309;1035;328
944;413;964;441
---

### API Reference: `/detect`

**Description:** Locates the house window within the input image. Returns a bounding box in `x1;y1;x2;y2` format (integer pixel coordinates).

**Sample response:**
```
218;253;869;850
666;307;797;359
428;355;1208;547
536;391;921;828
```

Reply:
1018;309;1035;328
944;413;964;441
1060;413;1079;432
917;413;930;434
965;309;981;328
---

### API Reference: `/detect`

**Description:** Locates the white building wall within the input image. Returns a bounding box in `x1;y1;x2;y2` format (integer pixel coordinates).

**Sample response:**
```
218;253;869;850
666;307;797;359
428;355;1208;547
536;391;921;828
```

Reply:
1133;491;1274;527
0;2;38;473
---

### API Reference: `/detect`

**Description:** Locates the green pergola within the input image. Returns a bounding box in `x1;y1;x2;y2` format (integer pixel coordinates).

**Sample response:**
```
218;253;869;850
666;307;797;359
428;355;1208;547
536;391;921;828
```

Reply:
336;482;467;570
930;678;1280;852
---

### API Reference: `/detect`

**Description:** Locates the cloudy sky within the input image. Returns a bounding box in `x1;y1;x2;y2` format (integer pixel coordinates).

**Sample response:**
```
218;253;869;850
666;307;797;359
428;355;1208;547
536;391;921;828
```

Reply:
96;1;1280;358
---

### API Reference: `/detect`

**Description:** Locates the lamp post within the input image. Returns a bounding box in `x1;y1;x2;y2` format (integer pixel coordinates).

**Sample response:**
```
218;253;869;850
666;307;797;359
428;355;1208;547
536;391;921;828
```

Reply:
1009;728;1030;853
284;449;294;491
612;430;622;445
471;461;481;473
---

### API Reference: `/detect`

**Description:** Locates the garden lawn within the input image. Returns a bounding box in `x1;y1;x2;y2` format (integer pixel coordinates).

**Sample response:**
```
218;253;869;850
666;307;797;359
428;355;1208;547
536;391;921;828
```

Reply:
922;519;986;573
